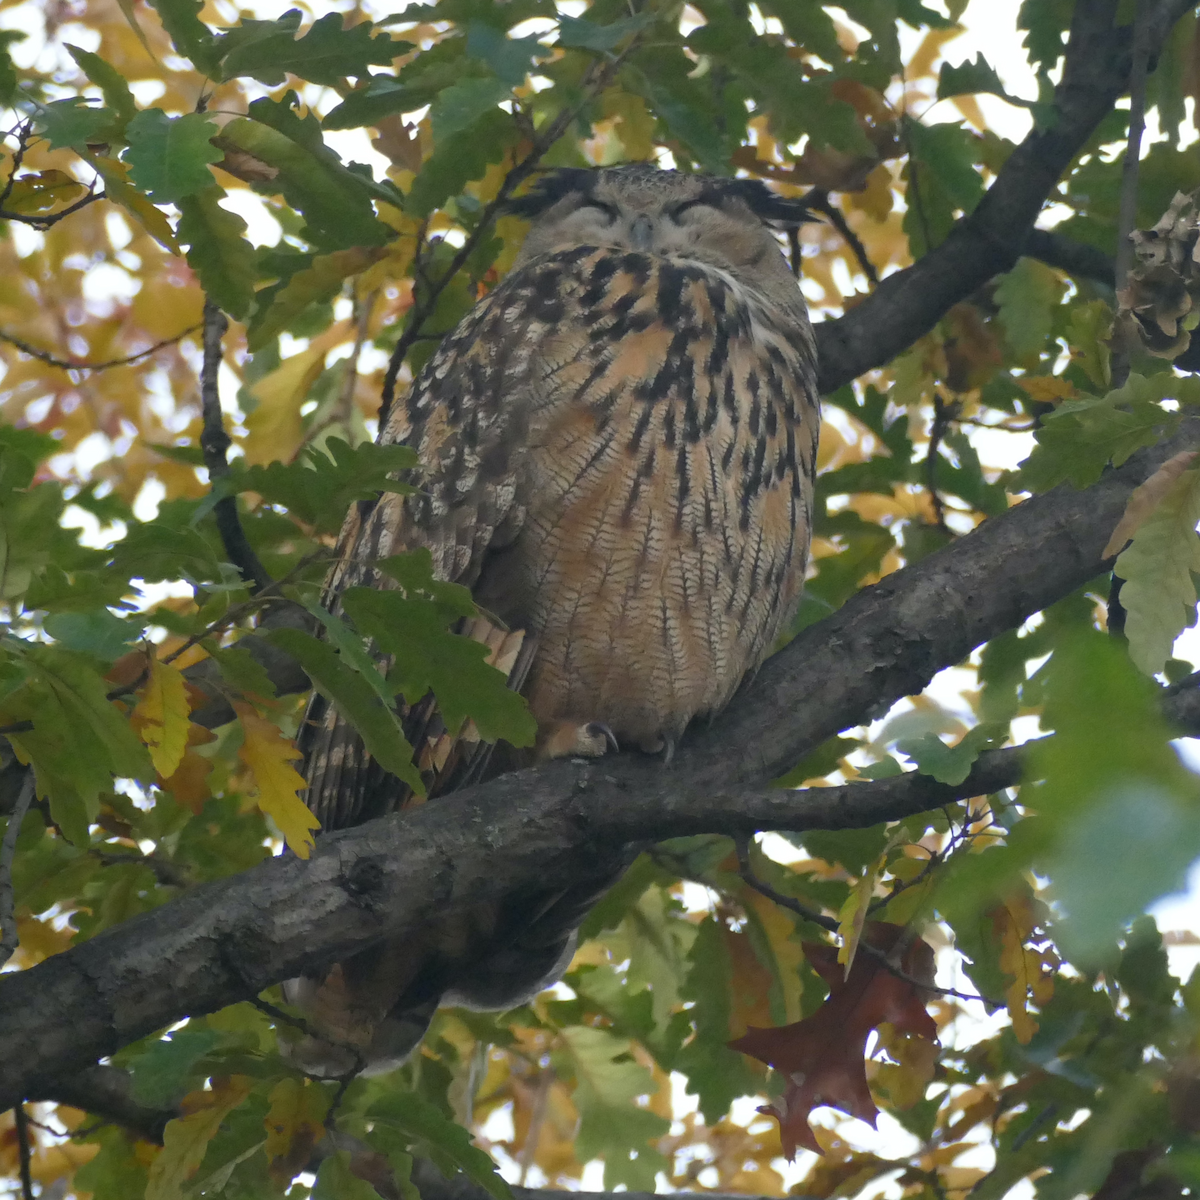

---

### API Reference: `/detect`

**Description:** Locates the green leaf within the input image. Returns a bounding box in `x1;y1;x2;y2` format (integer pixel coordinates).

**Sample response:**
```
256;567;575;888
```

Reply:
405;107;519;218
247;246;386;350
675;916;763;1122
217;114;390;249
220;11;404;87
313;1152;384;1200
1114;465;1200;675
995;257;1063;364
228;438;416;533
31;98;117;151
125;1029;223;1106
43;609;142;661
175;186;257;319
428;76;513;144
562;1025;670;1190
1019;374;1181;491
465;22;548;85
267;626;423;792
896;723;1007;786
0;31;25;103
65;45;137;127
557;12;652;51
938;54;1025;106
341;586;536;747
368;1092;511;1200
122;109;221;204
145;0;220;76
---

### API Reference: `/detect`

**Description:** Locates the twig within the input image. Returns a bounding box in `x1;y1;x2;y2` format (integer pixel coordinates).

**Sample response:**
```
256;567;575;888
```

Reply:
734;838;990;1006
0;188;105;229
199;298;272;594
92;848;191;888
0;323;201;373
378;49;636;430
0;772;34;969
517;1068;553;1186
1109;0;1152;631
0;120;30;211
803;188;879;286
14;1104;33;1200
925;393;954;535
733;838;837;932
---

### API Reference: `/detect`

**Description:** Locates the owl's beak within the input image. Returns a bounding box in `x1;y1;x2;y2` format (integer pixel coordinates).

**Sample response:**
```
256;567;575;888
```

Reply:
629;214;654;250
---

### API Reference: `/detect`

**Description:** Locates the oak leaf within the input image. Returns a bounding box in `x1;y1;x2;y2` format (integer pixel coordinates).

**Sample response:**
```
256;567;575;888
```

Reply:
235;703;319;858
133;657;191;778
729;924;938;1158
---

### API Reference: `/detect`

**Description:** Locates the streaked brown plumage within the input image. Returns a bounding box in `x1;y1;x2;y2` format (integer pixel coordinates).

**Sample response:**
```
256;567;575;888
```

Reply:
287;165;820;1073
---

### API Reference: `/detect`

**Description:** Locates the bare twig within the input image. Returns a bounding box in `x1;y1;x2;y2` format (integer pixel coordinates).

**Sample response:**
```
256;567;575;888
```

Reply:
734;837;989;1006
199;298;272;594
0;189;105;229
925;393;955;535
1109;0;1153;633
804;188;879;286
0;120;30;211
0;324;201;373
92;848;191;888
14;1104;33;1200
0;771;34;969
1114;0;1153;311
378;49;636;429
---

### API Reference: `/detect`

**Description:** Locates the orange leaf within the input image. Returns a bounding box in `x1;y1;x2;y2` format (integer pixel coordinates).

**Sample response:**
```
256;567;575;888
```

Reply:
235;703;319;858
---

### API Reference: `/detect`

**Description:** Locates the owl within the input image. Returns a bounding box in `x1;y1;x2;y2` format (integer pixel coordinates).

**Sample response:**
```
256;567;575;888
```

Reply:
285;165;820;1074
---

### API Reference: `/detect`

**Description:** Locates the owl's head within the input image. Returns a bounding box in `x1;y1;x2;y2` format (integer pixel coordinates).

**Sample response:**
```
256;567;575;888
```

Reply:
509;165;812;291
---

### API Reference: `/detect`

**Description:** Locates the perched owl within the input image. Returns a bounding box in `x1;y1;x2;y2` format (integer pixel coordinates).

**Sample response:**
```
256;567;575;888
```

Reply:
285;165;820;1074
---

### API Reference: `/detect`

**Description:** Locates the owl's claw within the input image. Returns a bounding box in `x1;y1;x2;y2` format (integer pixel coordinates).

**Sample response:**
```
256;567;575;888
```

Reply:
586;722;620;753
538;720;619;759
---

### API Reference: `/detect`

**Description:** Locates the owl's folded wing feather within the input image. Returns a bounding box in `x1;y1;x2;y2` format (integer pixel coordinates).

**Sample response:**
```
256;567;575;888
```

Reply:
298;270;566;831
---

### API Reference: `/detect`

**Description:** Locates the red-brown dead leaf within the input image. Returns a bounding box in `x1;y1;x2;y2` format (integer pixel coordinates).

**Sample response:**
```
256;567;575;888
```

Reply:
728;923;938;1159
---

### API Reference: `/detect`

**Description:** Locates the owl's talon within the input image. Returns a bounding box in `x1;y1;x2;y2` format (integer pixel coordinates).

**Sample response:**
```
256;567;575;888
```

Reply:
587;722;620;753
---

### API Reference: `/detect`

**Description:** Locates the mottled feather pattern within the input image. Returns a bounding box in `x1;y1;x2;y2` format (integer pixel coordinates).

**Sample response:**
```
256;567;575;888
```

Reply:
288;167;820;1072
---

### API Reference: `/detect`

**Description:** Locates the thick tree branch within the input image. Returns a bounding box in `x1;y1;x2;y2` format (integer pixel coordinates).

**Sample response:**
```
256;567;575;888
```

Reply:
3;414;1199;1106
814;0;1193;393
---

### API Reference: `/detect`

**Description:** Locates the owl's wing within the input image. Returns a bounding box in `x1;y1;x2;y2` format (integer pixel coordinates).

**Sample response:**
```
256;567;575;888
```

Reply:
299;267;563;831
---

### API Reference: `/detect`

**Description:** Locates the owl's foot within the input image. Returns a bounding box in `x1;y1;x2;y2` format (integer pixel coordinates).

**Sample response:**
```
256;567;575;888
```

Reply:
538;720;619;759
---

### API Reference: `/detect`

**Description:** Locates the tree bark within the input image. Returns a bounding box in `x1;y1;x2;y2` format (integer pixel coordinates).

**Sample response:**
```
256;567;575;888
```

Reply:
3;416;1198;1108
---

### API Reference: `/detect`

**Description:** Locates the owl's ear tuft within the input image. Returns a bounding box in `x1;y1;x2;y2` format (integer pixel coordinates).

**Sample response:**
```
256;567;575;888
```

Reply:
727;179;818;228
506;168;596;218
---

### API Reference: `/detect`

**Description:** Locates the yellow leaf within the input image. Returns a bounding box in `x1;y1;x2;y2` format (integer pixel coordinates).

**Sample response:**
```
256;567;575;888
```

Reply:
1016;374;1078;404
4;170;86;215
742;888;806;1023
134;658;191;778
145;1077;252;1200
86;155;180;254
235;703;319;858
264;1078;329;1179
993;897;1051;1044
241;321;347;465
837;860;879;977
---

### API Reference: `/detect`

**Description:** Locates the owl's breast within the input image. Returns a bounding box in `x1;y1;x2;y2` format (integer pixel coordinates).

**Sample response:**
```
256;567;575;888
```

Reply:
473;248;819;751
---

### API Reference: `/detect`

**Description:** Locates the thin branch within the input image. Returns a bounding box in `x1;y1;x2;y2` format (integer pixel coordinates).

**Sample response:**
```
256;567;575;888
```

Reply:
0;324;201;373
198;298;272;594
0;188;106;229
0;771;34;969
378;49;636;429
924;393;954;535
733;838;990;1006
92;848;191;889
0;120;30;211
804;188;879;286
14;1104;33;1200
1109;0;1153;632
